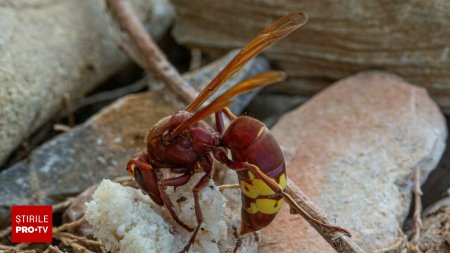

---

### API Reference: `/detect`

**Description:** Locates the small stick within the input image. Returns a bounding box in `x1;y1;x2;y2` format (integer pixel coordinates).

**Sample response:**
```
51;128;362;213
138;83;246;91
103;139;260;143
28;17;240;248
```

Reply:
189;48;203;71
95;239;107;253
55;232;103;247
0;242;30;250
372;237;405;253
57;235;96;253
218;183;239;191
63;93;75;127
106;0;198;103
52;197;75;212
54;217;86;233
53;124;72;133
412;167;423;243
0;226;12;238
0;244;14;250
45;245;65;253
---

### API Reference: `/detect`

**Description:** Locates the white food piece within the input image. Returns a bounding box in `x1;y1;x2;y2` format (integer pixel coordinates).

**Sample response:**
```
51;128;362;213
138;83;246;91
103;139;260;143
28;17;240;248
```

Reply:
85;175;228;253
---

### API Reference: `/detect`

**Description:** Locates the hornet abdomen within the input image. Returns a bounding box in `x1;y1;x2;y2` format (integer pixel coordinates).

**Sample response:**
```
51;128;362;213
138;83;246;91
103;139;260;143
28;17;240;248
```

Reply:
222;116;287;234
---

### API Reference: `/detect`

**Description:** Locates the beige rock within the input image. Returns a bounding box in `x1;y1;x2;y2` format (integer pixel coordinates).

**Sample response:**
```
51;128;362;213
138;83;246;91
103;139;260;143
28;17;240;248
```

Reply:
0;0;174;165
259;71;447;252
171;0;450;112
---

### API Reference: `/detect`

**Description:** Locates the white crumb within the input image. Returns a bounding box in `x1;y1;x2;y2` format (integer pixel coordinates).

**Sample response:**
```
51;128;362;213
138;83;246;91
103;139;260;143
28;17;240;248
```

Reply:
85;174;227;253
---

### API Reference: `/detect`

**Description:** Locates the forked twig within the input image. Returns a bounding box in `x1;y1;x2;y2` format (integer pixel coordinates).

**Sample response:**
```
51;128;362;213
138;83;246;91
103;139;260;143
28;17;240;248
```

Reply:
106;1;364;252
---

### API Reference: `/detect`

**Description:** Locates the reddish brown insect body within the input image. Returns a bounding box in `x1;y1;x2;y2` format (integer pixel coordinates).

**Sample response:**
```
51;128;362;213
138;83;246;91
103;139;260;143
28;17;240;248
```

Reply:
126;12;311;252
221;117;286;234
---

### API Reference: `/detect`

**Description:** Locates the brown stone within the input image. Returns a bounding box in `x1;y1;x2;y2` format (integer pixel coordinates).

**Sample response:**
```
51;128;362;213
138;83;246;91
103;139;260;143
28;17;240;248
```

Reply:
260;71;447;252
171;0;450;113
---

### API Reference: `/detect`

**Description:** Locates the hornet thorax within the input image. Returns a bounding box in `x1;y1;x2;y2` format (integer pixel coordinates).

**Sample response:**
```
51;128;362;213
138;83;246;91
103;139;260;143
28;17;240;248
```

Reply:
145;111;220;169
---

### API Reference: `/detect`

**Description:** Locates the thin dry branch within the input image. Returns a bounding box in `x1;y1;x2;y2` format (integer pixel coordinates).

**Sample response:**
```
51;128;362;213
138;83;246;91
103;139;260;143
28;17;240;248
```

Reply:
56;232;103;247
53;197;75;213
0;242;30;251
0;226;11;238
54;217;86;234
412;167;423;243
106;0;198;103
45;245;65;253
63;93;75;127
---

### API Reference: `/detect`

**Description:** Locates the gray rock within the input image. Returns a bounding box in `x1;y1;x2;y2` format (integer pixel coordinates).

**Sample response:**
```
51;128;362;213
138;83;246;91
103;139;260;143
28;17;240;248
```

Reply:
259;71;447;252
0;0;174;165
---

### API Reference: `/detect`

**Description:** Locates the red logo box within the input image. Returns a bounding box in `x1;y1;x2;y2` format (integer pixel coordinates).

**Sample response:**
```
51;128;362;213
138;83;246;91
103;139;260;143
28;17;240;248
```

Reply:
11;206;52;243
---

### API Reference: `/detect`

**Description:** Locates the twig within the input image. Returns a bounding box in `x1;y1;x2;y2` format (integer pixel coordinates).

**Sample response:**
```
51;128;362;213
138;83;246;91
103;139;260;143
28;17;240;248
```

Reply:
113;176;133;184
57;235;96;253
52;197;75;213
189;48;203;71
412;167;423;243
55;232;103;247
218;183;239;191
0;226;11;238
95;239;107;253
45;245;65;253
286;179;365;253
106;0;198;103
371;237;405;253
0;243;15;250
0;242;30;250
54;217;86;233
63;93;75;127
51;216;101;253
53;124;72;133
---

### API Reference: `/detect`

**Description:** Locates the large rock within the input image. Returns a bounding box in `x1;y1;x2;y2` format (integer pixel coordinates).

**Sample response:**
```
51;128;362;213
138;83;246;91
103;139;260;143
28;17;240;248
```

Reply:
259;71;447;252
0;0;174;165
171;0;450;113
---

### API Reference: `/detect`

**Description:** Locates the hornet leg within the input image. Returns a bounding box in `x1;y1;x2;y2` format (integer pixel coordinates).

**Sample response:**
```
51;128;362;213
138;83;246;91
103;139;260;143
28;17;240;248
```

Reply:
158;173;195;232
178;173;211;253
215;107;237;134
